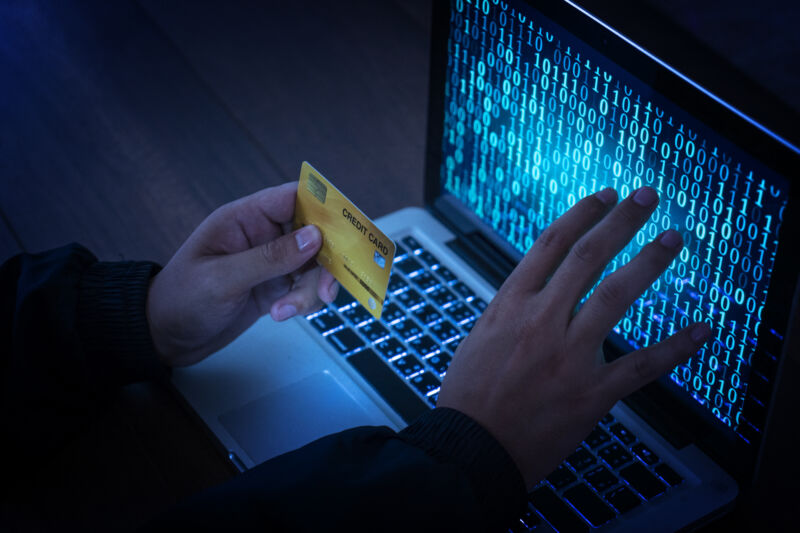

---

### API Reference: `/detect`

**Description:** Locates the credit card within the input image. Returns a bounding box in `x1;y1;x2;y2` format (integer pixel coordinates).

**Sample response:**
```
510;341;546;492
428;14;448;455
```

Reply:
294;162;396;319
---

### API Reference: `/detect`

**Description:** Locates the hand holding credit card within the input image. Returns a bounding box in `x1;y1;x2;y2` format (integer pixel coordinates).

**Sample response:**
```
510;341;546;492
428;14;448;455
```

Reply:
293;162;395;319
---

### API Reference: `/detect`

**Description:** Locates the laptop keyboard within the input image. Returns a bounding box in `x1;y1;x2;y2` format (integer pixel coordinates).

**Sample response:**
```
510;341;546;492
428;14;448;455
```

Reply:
305;235;683;532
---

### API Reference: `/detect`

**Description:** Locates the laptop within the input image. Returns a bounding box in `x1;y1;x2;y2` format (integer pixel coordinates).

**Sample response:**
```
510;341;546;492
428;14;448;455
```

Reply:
172;0;800;530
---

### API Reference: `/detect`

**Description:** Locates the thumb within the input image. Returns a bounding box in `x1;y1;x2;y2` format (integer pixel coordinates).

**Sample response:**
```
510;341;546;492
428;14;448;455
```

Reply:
222;225;323;293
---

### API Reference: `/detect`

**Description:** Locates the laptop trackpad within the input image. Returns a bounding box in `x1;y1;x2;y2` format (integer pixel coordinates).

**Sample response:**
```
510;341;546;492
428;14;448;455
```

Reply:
218;371;375;465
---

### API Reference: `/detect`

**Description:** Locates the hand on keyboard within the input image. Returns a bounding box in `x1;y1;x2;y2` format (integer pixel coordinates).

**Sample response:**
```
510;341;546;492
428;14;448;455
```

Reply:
437;186;711;489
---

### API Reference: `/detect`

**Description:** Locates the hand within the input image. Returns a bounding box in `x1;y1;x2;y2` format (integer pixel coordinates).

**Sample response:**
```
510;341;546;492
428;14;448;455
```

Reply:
146;182;338;367
437;186;711;489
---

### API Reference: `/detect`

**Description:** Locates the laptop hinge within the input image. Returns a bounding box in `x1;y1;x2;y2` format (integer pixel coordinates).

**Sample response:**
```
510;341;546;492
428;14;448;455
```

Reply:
447;231;516;289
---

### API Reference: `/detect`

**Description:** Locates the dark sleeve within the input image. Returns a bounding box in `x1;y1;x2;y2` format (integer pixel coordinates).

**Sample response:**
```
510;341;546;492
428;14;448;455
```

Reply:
143;407;527;532
0;243;164;483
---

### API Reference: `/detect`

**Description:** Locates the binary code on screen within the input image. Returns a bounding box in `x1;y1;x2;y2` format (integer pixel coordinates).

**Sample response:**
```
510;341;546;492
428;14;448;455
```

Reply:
440;0;788;440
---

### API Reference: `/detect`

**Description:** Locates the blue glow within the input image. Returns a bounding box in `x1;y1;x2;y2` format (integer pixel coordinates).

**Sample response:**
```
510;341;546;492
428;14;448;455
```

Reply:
441;0;789;439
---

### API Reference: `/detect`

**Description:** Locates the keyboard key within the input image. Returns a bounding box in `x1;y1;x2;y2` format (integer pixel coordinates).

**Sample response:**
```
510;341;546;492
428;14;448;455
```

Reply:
381;302;405;322
427;392;438;407
605;485;642;514
375;338;406;359
418;250;440;266
529;485;588;533
397;257;424;275
631;443;659;466
563;483;615;527
430;320;460;342
396;288;425;308
347;348;429;424
445;336;463;352
392;354;424;377
401;235;422;251
332;289;356;310
584;465;619;492
453;281;476;300
519;507;541;528
392;318;422;340
585;426;612;449
434;266;457;282
327;328;365;354
619;462;667;500
308;311;343;333
598;443;632;469
388;274;407;293
411;271;440;291
471;297;488;312
655;463;683;487
411;304;442;325
546;464;576;490
426;352;452;374
358;320;390;342
393;242;409;258
429;286;458;307
410;372;441;396
566;446;596;472
601;413;616;426
508;519;528;533
342;304;372;325
610;423;636;445
445;302;476;323
408;335;439;357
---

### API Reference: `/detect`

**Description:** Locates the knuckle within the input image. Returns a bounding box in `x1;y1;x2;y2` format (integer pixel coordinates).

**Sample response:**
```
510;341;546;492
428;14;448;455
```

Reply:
571;237;600;264
616;202;642;226
632;351;654;381
261;239;286;266
595;276;627;307
537;226;569;253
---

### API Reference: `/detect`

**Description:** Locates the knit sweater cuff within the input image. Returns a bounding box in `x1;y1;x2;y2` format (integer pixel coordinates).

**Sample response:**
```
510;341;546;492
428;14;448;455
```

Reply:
77;260;168;385
399;407;527;529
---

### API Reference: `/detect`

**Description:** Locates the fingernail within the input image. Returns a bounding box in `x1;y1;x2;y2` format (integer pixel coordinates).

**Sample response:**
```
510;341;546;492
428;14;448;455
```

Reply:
659;229;682;249
633;187;658;207
274;304;297;321
596;187;617;205
691;323;711;342
295;226;319;251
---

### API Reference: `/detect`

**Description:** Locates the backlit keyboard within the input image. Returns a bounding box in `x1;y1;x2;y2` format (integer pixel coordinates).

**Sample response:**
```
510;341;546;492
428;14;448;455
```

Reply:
306;235;683;531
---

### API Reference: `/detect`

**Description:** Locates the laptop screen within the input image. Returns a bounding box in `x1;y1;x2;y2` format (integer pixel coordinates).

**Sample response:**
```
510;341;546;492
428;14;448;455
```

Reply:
432;0;796;449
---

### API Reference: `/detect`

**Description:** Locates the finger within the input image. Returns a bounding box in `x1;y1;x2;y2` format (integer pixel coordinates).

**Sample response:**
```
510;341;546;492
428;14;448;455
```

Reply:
542;186;659;313
239;181;299;226
604;322;712;399
270;266;326;321
570;229;683;344
317;268;339;304
220;225;322;294
189;182;300;256
501;188;617;295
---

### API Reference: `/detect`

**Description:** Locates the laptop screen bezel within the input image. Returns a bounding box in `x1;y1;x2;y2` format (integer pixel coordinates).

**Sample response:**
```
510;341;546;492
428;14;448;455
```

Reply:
423;0;799;484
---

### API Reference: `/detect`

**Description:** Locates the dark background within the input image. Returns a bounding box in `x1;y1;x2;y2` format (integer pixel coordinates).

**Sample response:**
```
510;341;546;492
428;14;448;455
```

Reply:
1;0;797;530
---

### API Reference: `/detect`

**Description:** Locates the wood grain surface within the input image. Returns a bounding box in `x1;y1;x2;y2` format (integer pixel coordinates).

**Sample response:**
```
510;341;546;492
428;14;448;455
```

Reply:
0;0;279;266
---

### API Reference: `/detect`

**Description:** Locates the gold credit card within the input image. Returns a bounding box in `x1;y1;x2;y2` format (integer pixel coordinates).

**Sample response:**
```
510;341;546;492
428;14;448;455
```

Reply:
294;162;395;319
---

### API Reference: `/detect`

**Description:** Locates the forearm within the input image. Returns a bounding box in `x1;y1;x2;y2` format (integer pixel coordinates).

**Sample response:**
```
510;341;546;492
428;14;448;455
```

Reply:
143;408;527;532
0;244;165;486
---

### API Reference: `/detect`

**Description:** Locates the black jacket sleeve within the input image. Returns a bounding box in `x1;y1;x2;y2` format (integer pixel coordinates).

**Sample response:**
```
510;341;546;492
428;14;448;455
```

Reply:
0;243;164;486
1;245;527;532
